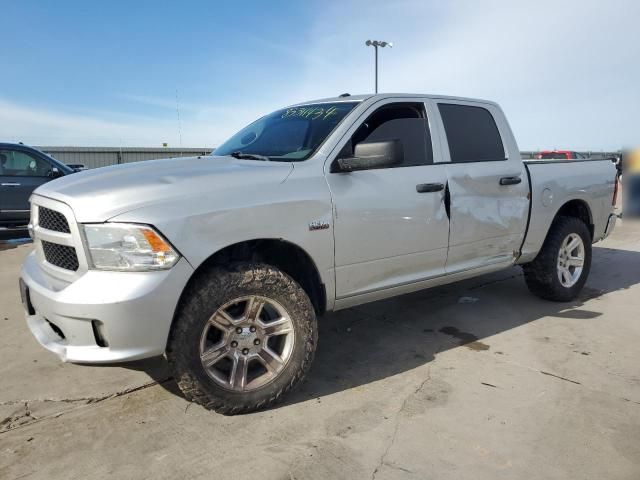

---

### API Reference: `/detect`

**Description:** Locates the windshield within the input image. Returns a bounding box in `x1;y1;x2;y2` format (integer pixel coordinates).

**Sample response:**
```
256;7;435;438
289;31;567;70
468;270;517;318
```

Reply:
213;102;358;161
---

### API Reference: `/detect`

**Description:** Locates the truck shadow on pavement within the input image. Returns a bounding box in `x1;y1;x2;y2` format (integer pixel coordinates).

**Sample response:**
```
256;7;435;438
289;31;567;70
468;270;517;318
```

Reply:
128;245;640;411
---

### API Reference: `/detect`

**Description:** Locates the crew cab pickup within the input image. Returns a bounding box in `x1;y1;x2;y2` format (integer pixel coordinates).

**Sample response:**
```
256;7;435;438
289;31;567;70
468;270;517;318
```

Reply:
20;94;618;414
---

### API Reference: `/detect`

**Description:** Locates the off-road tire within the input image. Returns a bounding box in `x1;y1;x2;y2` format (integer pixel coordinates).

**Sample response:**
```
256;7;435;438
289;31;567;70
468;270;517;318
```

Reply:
166;262;317;415
523;216;592;302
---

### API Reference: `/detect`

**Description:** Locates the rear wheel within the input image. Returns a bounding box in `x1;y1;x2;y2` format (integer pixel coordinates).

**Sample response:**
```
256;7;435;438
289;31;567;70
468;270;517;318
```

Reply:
523;216;592;302
167;262;317;415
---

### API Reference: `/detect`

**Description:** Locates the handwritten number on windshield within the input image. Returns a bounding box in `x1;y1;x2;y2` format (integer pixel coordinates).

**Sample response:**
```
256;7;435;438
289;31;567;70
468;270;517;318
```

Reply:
281;106;339;121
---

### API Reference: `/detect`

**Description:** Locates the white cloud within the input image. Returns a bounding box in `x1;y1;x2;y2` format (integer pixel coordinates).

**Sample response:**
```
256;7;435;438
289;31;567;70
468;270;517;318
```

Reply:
294;0;640;150
0;98;189;147
0;98;275;148
2;0;638;150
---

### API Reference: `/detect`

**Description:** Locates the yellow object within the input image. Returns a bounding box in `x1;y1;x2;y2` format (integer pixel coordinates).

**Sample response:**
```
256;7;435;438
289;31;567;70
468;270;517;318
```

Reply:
626;149;640;173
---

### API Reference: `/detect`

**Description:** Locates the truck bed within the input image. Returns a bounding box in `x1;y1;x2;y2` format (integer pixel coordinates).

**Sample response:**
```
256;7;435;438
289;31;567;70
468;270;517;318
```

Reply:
518;158;618;263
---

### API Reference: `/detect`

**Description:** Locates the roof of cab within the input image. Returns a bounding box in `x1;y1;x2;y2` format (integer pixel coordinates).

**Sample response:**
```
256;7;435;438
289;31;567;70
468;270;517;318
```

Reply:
291;93;498;107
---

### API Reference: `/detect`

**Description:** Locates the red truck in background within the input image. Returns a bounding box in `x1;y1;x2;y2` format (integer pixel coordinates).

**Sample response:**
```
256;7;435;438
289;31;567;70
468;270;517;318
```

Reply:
536;150;585;160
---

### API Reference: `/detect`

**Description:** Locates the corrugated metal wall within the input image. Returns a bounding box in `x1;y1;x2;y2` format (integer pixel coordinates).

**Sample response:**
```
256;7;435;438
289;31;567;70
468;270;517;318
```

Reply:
36;146;619;170
38;147;212;169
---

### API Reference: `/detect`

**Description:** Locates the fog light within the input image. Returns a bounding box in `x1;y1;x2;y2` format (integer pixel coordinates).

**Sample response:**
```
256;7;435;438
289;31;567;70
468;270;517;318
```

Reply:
91;320;109;347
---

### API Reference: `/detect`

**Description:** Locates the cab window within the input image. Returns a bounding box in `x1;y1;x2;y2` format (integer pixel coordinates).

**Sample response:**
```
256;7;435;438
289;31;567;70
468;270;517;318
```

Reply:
339;102;433;168
0;150;52;177
438;103;505;162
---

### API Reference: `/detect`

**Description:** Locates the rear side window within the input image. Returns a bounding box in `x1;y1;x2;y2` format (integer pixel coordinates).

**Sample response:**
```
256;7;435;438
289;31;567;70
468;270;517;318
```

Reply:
438;104;505;162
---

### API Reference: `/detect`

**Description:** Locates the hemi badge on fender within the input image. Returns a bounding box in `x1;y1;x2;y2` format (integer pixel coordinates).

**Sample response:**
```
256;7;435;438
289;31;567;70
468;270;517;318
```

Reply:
309;221;330;231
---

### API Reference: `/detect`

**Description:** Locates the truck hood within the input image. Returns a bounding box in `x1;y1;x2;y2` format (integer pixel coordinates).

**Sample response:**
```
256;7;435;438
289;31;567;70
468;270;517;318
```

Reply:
34;155;294;222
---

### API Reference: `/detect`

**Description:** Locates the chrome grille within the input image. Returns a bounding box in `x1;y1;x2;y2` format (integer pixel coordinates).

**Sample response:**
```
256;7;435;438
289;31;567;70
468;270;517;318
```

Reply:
39;206;71;233
41;240;79;271
32;196;86;281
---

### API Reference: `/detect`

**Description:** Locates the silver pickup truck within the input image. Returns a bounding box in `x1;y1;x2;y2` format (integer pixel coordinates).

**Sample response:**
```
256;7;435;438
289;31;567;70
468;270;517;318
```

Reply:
20;94;618;414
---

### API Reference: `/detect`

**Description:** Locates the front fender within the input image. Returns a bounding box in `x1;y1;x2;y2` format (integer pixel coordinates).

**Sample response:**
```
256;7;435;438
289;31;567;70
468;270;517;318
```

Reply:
110;164;337;309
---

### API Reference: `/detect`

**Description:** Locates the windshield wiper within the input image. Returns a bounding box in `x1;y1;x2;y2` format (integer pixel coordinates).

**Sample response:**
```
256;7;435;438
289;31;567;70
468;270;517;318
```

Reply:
228;151;270;161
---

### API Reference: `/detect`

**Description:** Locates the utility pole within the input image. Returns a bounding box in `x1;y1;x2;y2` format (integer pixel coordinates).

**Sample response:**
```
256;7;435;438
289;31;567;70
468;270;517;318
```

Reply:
365;40;393;93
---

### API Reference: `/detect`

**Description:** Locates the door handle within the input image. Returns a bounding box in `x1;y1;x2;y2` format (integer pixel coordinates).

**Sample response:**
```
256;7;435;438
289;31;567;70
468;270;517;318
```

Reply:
1;182;21;187
416;183;445;193
499;176;521;186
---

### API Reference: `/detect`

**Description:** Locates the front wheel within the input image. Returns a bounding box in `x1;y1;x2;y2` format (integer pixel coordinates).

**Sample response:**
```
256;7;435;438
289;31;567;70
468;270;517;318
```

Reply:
167;262;318;415
523;216;592;302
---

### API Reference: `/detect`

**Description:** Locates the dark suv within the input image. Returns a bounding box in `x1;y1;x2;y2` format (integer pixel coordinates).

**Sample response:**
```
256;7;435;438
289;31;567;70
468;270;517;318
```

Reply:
0;143;74;228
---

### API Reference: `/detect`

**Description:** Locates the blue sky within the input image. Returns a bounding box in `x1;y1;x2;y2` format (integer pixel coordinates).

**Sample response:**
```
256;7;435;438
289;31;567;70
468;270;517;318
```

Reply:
1;0;638;150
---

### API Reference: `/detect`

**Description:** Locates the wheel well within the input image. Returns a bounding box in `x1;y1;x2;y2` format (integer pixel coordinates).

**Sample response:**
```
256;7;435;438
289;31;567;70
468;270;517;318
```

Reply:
189;239;326;316
555;200;594;239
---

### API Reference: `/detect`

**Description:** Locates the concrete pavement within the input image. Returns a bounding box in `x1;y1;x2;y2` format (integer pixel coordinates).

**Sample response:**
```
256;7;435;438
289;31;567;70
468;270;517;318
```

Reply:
1;221;639;479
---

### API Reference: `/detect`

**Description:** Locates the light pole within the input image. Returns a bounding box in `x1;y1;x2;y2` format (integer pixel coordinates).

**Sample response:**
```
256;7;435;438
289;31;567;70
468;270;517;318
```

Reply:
365;39;393;93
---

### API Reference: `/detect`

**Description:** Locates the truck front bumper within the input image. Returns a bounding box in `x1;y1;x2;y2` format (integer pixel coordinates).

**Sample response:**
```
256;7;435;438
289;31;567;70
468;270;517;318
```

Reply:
20;251;194;363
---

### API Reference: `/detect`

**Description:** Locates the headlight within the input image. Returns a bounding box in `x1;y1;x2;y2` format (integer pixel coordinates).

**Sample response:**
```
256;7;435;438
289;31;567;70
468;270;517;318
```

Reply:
82;223;179;271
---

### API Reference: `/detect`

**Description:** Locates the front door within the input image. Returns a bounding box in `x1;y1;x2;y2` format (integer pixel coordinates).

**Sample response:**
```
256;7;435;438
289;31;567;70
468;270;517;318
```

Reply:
0;149;53;224
326;100;450;299
434;101;529;272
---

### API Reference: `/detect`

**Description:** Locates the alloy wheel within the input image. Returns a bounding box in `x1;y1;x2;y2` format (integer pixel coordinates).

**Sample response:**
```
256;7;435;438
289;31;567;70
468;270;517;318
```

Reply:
199;295;295;392
556;233;585;288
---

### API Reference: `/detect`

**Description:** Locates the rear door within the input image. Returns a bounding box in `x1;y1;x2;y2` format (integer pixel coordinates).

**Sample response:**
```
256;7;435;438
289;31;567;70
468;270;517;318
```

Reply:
433;100;529;272
0;148;54;224
326;99;450;299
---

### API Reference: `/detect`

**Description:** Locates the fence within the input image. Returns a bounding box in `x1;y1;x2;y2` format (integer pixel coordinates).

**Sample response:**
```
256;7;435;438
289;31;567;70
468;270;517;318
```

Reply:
38;146;212;170
520;151;619;160
37;146;619;170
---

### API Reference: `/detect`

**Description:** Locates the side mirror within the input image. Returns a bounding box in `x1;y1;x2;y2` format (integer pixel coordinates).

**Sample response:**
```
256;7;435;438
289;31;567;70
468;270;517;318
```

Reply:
333;139;403;173
48;167;64;178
